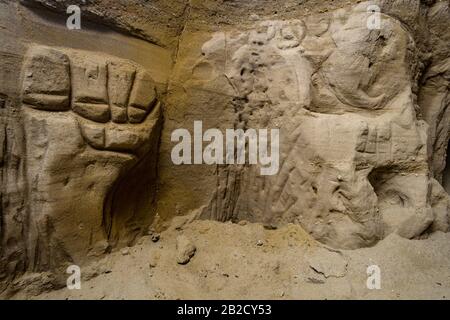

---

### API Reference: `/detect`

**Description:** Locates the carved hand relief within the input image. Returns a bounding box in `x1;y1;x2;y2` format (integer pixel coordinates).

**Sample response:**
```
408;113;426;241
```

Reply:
20;45;162;267
22;45;161;155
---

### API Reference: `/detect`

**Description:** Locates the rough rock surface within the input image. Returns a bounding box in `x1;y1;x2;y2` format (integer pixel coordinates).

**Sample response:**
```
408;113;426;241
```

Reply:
176;235;196;264
0;0;449;298
169;1;450;250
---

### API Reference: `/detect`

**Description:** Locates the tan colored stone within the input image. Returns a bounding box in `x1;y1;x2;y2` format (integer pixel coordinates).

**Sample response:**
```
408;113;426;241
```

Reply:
22;46;71;111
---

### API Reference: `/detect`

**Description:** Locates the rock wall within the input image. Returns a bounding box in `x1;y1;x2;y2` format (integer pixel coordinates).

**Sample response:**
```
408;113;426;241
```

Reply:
167;1;450;250
0;0;449;291
0;0;170;289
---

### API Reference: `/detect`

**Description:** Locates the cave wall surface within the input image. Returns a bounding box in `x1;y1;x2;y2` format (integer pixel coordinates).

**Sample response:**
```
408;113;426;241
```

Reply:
0;0;449;291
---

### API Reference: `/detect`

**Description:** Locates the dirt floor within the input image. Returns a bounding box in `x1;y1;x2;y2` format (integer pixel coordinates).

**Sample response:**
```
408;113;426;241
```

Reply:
7;215;450;300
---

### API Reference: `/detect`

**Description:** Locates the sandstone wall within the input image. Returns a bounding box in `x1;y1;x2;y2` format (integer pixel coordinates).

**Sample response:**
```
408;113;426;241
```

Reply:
0;0;449;291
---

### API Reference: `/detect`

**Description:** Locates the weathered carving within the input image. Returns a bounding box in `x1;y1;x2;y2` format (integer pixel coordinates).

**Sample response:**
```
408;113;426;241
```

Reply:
20;45;162;270
0;0;449;297
195;5;449;249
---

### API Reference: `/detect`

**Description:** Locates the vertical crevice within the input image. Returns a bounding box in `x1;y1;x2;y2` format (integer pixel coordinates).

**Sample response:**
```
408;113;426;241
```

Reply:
443;139;450;194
